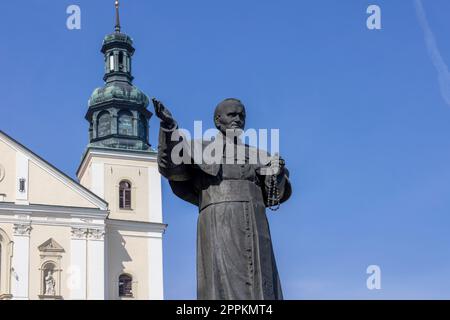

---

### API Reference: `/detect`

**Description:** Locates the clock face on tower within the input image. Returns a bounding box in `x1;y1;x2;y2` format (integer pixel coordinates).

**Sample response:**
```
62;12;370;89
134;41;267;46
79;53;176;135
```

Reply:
0;164;5;182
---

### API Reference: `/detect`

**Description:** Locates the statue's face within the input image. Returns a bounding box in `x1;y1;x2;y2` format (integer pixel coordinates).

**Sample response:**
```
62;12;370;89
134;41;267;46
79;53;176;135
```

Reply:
215;105;246;134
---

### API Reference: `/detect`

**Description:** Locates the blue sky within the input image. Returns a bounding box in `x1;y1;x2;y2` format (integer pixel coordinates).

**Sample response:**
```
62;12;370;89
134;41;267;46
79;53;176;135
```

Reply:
1;0;450;299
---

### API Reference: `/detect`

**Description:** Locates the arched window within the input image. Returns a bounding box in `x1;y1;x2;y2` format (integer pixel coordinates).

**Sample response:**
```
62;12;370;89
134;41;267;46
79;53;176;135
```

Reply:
123;53;128;73
118;111;133;136
119;180;132;209
0;243;2;290
109;53;114;71
0;229;12;299
89;122;93;141
118;274;133;297
119;51;124;72
97;111;111;138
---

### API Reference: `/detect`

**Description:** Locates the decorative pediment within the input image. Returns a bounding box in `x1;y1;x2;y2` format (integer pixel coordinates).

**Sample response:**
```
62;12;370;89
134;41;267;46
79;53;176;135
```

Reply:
38;238;65;253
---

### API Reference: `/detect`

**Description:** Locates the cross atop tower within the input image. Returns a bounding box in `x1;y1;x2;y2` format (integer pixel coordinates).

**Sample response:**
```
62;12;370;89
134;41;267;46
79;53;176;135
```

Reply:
115;0;121;33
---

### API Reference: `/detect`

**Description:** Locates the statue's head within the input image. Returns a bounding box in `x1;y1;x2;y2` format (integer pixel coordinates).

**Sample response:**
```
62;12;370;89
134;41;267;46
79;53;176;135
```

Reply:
214;98;246;135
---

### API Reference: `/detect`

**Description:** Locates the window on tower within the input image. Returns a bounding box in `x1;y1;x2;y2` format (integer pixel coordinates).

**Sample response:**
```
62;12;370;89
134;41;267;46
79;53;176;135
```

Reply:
118;274;133;297
89;122;93;140
119;180;132;209
119;51;124;72
109;53;114;72
97;111;111;138
138;115;147;140
118;111;133;136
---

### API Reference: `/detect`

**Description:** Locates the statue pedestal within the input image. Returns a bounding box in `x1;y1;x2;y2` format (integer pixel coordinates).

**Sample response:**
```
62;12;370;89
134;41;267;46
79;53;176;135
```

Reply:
38;295;63;300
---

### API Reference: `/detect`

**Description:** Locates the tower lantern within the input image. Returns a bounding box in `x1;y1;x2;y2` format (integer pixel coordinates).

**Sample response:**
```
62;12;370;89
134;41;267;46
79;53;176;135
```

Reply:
85;0;152;152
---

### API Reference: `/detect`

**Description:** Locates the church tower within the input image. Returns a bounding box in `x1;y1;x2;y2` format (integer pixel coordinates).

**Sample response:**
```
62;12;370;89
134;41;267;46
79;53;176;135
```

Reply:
77;1;166;300
86;1;151;152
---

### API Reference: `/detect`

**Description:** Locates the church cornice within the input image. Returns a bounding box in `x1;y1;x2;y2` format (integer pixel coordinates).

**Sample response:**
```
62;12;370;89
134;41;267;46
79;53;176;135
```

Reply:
77;146;157;179
0;202;108;220
85;101;152;121
107;218;167;235
89;133;148;144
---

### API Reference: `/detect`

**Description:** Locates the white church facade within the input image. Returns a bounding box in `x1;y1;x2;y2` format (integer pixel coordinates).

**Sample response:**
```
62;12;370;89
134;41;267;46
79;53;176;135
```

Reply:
0;129;166;300
0;2;166;300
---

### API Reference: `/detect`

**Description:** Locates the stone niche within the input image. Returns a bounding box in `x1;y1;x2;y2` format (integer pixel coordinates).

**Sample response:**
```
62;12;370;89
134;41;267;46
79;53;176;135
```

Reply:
38;238;64;300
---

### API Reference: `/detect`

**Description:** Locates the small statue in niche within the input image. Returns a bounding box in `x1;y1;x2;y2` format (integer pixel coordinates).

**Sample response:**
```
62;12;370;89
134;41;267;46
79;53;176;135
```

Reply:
44;270;56;295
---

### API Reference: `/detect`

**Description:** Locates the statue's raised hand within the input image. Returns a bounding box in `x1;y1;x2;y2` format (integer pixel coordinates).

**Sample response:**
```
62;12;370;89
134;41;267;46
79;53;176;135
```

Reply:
152;98;176;127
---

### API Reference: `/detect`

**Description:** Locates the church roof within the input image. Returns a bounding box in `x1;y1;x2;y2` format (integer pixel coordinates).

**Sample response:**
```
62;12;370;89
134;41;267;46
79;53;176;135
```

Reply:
0;130;108;211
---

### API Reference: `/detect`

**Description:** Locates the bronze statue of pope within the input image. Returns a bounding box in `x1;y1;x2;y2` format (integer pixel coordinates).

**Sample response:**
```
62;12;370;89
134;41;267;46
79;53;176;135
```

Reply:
152;97;292;300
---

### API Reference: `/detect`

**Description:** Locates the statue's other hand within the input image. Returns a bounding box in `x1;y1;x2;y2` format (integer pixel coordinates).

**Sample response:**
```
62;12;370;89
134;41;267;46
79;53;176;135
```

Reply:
152;98;175;127
268;154;285;176
257;155;285;177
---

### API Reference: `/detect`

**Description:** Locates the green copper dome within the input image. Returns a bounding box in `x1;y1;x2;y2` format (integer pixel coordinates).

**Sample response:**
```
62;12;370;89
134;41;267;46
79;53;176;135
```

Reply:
103;32;133;46
88;82;149;108
101;32;134;54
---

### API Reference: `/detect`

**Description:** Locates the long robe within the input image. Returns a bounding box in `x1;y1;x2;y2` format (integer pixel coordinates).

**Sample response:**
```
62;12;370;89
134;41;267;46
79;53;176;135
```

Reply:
157;123;292;300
